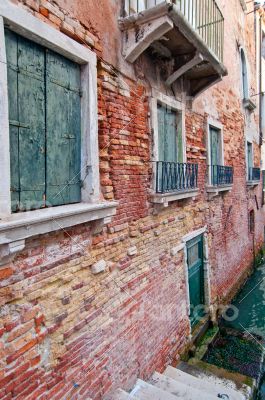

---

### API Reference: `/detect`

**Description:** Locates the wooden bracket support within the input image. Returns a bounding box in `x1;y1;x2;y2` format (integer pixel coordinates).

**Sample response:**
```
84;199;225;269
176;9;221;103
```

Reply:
166;53;204;86
123;16;173;63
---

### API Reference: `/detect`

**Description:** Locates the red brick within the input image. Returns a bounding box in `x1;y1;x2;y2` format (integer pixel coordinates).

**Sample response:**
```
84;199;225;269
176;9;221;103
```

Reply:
6;339;37;364
0;267;13;280
39;6;49;17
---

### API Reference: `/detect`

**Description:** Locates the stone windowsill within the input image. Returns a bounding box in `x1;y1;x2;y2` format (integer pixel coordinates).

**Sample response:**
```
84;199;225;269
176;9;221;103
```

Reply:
0;201;118;246
206;184;232;198
247;180;260;187
151;188;199;206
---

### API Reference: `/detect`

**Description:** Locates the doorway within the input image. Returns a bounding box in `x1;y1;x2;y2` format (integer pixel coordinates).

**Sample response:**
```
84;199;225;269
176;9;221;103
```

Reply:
187;234;205;328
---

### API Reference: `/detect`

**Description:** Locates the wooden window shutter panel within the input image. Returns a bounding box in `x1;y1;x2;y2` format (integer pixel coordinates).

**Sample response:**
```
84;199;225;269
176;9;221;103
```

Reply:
45;50;81;207
6;30;46;212
6;30;20;212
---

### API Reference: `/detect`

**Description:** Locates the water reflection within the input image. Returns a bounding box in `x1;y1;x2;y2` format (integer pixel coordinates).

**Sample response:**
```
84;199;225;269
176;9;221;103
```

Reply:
224;265;265;340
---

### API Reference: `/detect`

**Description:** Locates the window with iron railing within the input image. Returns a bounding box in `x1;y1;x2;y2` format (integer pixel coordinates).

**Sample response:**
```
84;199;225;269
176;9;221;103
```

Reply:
208;165;233;186
248;167;261;182
155;162;198;193
124;0;224;62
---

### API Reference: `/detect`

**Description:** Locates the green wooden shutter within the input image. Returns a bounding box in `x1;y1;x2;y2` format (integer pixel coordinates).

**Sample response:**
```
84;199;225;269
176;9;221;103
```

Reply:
177;114;183;163
164;108;177;162
210;127;221;166
158;104;165;161
247;142;253;169
158;104;180;162
45;50;81;207
6;30;46;212
6;30;19;212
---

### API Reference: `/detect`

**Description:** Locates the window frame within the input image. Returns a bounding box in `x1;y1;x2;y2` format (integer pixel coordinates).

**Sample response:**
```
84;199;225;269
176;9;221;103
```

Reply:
150;90;200;205
0;2;99;218
240;47;249;100
0;2;117;252
246;140;253;180
206;118;224;186
151;90;186;187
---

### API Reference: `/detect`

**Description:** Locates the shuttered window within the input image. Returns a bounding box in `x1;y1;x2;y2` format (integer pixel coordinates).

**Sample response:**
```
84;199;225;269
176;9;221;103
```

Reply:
157;103;183;163
5;29;81;212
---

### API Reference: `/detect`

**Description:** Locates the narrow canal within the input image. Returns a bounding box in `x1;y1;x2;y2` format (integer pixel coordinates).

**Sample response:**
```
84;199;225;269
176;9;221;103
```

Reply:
225;264;265;339
207;263;265;399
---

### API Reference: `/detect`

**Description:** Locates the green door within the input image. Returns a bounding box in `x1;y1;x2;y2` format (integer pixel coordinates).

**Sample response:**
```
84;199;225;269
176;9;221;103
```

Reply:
210;127;221;185
187;235;205;328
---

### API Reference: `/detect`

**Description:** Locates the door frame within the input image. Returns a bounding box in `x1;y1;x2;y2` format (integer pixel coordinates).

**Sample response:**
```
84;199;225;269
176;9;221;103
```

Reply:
206;118;224;185
182;227;211;332
150;89;186;191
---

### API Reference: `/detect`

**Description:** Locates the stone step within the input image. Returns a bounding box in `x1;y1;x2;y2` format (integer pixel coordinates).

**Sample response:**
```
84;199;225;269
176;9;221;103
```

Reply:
177;361;248;391
130;379;183;400
150;371;218;400
108;388;137;399
171;362;251;400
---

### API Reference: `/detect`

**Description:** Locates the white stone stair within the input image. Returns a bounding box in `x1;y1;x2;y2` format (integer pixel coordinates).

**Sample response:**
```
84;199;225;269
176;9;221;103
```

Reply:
164;365;246;400
107;363;251;400
110;388;137;399
130;379;184;399
150;371;219;400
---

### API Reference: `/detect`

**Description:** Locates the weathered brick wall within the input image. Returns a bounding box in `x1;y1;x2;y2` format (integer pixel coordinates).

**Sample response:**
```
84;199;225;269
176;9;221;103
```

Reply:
0;0;264;399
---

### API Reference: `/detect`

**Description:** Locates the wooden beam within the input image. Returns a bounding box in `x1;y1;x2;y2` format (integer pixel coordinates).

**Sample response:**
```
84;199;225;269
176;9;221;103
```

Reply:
150;40;172;58
123;16;173;63
166;53;204;86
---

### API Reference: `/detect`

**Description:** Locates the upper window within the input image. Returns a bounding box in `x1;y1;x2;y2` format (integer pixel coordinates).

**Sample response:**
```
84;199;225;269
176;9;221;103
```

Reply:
157;103;183;163
207;123;225;186
150;93;199;200
5;29;81;212
209;126;222;167
240;48;249;100
247;141;253;179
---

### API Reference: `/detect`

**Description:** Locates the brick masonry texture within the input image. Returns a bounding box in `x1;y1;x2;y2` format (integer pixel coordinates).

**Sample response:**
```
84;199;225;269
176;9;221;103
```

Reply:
0;0;264;399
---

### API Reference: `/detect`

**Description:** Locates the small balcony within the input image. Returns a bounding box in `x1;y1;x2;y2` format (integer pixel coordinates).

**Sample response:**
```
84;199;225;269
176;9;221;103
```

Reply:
119;0;227;97
206;165;233;197
151;161;199;206
247;167;261;187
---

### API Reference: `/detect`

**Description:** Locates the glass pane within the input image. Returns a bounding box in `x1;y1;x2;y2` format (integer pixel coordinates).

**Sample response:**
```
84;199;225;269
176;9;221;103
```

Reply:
188;243;199;267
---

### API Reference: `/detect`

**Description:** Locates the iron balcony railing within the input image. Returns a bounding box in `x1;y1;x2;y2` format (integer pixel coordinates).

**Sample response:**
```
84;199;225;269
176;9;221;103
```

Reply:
124;0;224;61
209;165;233;186
156;161;198;193
248;167;261;182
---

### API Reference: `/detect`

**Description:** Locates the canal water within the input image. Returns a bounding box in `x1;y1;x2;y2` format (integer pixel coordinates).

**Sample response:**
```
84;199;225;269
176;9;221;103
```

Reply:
221;263;265;399
224;264;265;339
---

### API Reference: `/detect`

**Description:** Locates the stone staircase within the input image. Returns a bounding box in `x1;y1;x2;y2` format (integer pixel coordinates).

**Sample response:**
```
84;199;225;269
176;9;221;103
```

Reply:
108;362;252;400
